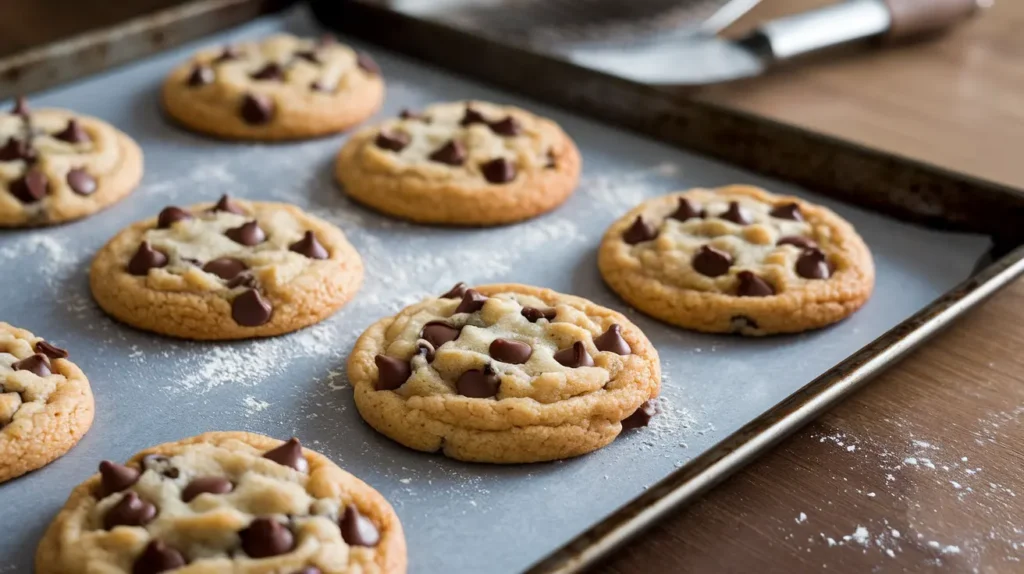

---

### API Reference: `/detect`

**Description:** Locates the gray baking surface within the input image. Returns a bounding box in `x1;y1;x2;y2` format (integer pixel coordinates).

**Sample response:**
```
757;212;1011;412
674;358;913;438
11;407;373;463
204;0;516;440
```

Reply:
0;7;991;573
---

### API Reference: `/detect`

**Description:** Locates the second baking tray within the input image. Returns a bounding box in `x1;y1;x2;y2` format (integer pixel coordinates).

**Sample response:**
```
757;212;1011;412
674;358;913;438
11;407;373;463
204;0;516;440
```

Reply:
2;4;1023;574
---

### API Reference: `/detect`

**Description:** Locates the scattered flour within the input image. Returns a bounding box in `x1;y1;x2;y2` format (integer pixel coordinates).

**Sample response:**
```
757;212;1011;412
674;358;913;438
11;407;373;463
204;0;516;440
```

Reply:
242;396;271;416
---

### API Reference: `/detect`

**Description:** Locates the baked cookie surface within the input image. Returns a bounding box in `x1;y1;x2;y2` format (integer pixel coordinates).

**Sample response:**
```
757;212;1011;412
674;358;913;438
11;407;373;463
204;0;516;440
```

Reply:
335;101;581;226
162;34;384;140
36;432;406;574
0;98;143;227
598;185;875;335
90;196;363;340
0;322;93;483
347;283;661;463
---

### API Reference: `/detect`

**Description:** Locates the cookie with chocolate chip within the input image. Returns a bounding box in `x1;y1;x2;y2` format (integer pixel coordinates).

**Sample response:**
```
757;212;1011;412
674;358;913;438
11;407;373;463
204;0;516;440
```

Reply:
598;185;875;335
0;322;93;482
162;34;384;140
335;101;581;226
347;283;660;463
89;197;363;339
0;98;142;227
36;432;407;573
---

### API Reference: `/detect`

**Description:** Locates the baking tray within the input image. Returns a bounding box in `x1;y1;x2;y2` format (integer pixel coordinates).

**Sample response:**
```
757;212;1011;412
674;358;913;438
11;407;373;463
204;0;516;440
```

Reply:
1;4;1023;574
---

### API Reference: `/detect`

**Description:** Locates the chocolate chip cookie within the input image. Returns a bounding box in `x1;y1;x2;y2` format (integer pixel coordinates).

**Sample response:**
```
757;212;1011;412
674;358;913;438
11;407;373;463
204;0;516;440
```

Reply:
0;322;93;483
347;283;661;463
36;432;407;573
598;185;875;335
335;101;581;226
90;196;363;340
162;34;385;140
0;97;143;227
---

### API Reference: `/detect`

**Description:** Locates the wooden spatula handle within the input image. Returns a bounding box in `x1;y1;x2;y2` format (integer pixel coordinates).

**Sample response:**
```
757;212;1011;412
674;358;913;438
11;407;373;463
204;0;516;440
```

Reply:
883;0;982;39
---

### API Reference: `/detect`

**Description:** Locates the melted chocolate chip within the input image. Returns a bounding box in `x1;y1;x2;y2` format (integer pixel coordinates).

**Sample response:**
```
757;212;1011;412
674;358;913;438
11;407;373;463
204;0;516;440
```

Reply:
294;50;320;64
66;168;96;195
211;194;244;214
202;257;248;280
54;119;90;144
240;517;294;558
251;63;285;81
132;540;186;574
141;455;179;478
157;206;192;229
399;109;425;121
421;321;461;349
231;289;272;326
290;569;322;574
669;197;701;222
374;354;412;391
182;476;233;502
460;106;487;126
374;130;410;152
213;45;240;63
9;170;49;203
11;96;29;116
440;282;468;299
97;460;140;498
127;242;168;276
289;231;329;259
12;353;50;377
554;341;594;368
736;271;775;297
481;158;516;184
770;202;803;221
718;201;752;225
240;93;274;125
226;272;256;289
489;116;522;136
489;339;532;364
622;216;658;245
263;438;308;472
454;289;488;314
777;235;818;250
621;400;657;430
796;248;831;279
356;52;380;74
35;340;68;360
594;324;631;355
691;245;733;278
456;366;500;398
416;340;435;363
104;491;157;529
340;504;381;547
310;80;332;92
521;306;556;323
428;140;466;166
0;137;35;162
187;65;214;87
545;150;557;169
225;221;266;246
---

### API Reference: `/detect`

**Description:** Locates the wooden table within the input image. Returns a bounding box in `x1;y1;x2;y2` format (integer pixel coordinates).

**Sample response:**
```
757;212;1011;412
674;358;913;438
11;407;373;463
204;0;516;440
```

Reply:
600;1;1024;571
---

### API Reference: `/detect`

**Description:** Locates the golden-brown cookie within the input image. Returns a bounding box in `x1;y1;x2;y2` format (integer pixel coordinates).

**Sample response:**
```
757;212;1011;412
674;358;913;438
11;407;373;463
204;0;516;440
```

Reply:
598;185;875;335
162;34;385;140
90;196;363;340
347;283;661;463
0;97;143;227
36;432;407;574
0;322;94;483
335;101;581;226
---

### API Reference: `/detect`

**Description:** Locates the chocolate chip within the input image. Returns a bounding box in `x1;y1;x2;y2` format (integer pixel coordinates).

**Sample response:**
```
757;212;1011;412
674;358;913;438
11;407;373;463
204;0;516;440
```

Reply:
127;242;168;276
554;341;594;368
481;157;516;184
420;321;460;349
97;460;140;498
157;206;193;228
669;197;701;222
736;270;775;297
521;306;556;323
240;93;274;125
340;504;381;547
225;221;266;246
718;201;752;225
251;63;285;81
460;106;487;126
211;194;244;214
374;354;411;391
416;340;435;363
777;235;818;250
691;245;733;278
202;257;248;280
310;80;332;92
11;96;29;116
8;170;49;203
35;340;68;360
622;216;658;245
0;137;35;162
187;64;214;87
240;517;294;558
289;231;329;259
182;476;233;502
132;540;186;574
621;400;657;430
290;569;321;574
456;366;500;398
770;202;803;221
489;339;532;364
440;282;467;299
428;140;466;166
399;109;424;121
545;150;557;169
374;130;410;152
263;437;308;472
104;491;157;529
213;45;240;63
796;248;831;279
294;50;320;64
66;168;96;195
141;454;179;478
594;324;631;355
489;116;522;136
54;119;90;144
12;353;50;377
232;289;272;326
356;52;380;74
454;289;488;314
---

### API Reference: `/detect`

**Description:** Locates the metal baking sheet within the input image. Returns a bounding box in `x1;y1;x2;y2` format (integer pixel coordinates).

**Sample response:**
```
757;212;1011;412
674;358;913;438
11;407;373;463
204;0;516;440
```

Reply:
0;7;995;573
